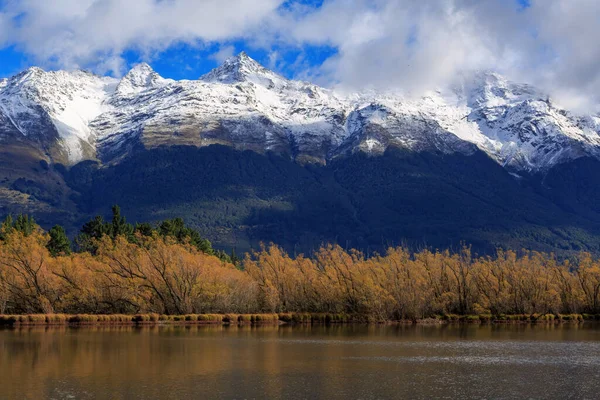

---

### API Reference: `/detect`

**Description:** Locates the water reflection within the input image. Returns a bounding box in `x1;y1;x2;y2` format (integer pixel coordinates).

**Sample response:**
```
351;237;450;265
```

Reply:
0;324;599;399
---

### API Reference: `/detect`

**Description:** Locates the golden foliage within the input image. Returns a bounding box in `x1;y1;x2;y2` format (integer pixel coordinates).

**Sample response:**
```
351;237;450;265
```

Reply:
1;229;600;319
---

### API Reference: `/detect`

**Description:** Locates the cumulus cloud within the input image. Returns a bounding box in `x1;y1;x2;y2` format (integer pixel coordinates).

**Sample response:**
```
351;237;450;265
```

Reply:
0;0;600;111
277;1;525;89
210;45;236;64
277;0;600;111
523;0;600;111
0;0;283;74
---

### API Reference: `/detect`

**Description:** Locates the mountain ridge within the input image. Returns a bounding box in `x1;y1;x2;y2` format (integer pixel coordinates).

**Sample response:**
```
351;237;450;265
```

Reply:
2;52;600;172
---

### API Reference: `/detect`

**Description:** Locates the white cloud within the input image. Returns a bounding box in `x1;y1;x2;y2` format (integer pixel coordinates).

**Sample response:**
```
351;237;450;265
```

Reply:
1;0;600;111
522;0;600;111
1;0;283;74
210;45;236;64
0;10;11;47
278;1;526;91
274;0;600;111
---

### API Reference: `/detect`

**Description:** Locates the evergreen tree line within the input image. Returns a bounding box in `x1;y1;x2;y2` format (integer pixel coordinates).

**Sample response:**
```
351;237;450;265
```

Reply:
31;206;235;262
0;210;599;319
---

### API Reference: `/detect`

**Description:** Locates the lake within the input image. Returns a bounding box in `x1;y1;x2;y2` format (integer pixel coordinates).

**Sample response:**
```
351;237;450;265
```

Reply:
0;324;599;399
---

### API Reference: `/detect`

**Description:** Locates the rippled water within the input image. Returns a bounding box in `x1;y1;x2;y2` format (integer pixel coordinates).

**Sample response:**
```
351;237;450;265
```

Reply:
0;324;599;399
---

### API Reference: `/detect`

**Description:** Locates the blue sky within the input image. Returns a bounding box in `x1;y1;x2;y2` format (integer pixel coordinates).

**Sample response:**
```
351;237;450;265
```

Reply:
130;42;337;81
0;37;336;81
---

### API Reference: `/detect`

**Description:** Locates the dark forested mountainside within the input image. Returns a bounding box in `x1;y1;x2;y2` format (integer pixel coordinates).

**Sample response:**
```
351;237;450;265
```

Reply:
41;144;600;256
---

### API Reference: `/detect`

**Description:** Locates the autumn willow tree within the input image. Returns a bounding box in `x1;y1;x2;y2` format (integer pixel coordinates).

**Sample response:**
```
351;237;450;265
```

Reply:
0;212;600;318
0;213;254;314
245;244;600;319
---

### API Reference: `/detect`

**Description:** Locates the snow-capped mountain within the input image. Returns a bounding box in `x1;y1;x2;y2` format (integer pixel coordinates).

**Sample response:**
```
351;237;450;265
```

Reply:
2;52;600;171
0;67;118;163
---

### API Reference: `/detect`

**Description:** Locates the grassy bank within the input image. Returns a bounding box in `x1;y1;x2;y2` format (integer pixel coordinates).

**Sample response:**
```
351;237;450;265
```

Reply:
1;313;599;327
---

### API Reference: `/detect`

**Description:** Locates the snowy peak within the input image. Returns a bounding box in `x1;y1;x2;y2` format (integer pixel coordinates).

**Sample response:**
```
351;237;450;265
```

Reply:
1;67;45;94
115;63;168;96
458;70;541;109
200;51;287;88
1;58;600;172
0;67;118;163
14;66;45;80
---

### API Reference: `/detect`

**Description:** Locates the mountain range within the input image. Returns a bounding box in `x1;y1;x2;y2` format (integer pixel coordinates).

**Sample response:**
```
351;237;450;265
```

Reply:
2;52;600;255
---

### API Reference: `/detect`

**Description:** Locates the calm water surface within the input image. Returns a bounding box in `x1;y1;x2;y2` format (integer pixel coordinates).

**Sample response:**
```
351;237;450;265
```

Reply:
0;324;599;399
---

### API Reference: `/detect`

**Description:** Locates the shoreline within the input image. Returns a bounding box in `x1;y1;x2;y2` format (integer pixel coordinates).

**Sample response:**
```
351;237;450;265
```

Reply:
1;313;598;327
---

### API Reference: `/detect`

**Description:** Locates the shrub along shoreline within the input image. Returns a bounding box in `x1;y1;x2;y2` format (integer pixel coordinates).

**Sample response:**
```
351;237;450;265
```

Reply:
2;211;600;320
0;313;598;326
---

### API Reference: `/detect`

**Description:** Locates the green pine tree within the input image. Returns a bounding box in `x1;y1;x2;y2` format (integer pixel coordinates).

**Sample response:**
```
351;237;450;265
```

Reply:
14;214;36;236
0;215;14;240
230;248;240;266
76;215;109;253
134;222;155;237
110;205;134;239
158;218;214;254
47;225;72;256
0;214;37;239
